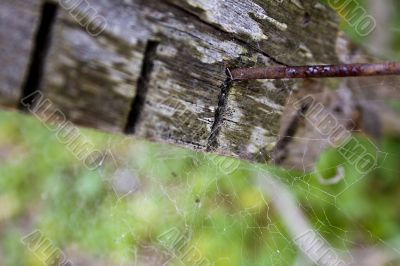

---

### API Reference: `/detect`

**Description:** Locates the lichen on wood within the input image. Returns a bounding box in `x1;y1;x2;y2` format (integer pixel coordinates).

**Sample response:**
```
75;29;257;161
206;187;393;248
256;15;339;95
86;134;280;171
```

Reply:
2;0;393;170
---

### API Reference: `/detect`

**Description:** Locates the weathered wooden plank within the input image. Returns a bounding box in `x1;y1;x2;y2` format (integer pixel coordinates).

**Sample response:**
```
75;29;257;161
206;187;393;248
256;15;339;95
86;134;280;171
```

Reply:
36;0;343;160
4;0;395;171
0;0;42;108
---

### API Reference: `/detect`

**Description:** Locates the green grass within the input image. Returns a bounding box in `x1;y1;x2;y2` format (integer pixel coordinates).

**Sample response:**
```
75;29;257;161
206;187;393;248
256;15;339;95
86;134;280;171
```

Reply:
1;1;400;265
1;104;400;265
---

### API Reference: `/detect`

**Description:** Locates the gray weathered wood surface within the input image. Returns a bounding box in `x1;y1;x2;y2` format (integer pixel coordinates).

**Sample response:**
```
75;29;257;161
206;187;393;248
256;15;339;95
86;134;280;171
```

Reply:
0;0;41;107
0;0;398;171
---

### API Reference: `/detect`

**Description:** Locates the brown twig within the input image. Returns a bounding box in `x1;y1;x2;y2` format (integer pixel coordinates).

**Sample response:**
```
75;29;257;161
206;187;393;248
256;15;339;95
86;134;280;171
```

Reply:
229;62;400;81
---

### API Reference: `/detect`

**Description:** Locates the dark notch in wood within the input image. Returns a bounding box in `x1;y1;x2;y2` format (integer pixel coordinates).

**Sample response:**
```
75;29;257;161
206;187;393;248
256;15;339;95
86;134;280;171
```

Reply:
124;41;159;134
19;2;58;110
272;103;310;164
207;75;234;151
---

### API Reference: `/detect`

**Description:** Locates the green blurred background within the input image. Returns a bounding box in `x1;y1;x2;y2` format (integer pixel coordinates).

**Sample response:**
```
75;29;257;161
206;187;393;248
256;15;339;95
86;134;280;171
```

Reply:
1;1;400;265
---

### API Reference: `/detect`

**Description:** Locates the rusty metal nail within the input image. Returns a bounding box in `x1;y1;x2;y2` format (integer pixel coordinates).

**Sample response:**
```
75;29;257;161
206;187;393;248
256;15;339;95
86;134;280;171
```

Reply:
228;62;400;81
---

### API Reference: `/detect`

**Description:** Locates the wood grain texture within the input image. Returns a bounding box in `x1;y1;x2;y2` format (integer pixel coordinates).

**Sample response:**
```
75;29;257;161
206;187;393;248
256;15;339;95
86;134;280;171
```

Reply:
0;0;42;108
167;0;340;65
37;0;342;160
41;1;147;132
1;0;397;170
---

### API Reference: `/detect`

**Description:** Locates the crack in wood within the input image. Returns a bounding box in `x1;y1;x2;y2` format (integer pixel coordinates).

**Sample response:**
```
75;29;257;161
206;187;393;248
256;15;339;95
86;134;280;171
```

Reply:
166;1;287;66
19;2;58;110
124;41;159;134
272;102;310;164
207;75;234;151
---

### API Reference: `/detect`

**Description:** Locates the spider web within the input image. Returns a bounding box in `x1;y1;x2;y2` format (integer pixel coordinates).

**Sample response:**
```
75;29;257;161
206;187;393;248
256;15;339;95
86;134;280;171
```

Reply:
84;63;400;266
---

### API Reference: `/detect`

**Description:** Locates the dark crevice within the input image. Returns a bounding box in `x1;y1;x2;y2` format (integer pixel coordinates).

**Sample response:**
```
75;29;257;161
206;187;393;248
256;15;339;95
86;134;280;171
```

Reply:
124;41;159;134
272;103;310;165
19;2;58;110
302;12;311;27
207;74;234;152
